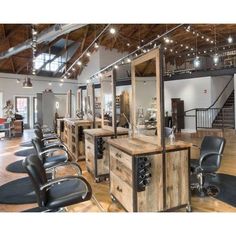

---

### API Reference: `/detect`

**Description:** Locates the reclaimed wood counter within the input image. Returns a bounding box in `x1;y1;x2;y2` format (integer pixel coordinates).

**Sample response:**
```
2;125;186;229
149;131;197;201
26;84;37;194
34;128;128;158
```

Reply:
108;137;192;212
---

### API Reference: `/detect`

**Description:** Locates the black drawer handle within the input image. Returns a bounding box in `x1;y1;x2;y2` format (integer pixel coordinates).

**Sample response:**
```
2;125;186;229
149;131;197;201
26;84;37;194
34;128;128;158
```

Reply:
116;186;122;192
115;152;122;158
116;166;122;172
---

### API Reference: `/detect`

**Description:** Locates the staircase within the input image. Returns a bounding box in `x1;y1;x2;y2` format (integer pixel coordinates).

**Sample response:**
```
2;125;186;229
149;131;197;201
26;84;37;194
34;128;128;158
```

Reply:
212;91;235;129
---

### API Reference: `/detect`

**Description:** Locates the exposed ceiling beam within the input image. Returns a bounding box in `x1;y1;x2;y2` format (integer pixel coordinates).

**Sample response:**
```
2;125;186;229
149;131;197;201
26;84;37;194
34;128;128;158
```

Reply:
2;25;15;73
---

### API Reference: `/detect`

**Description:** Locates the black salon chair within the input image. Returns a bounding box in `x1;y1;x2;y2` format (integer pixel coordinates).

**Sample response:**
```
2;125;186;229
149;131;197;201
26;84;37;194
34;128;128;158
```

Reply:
34;127;59;143
31;137;82;177
23;154;92;212
190;136;226;197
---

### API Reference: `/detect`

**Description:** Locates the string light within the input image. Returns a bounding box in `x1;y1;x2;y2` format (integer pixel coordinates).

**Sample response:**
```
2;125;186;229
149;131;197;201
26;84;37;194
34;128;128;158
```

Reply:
109;27;116;34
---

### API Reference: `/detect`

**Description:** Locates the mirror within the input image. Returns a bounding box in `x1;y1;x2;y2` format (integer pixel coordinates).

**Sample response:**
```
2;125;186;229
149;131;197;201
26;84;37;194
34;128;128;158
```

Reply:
86;83;94;121
101;70;115;130
131;48;162;145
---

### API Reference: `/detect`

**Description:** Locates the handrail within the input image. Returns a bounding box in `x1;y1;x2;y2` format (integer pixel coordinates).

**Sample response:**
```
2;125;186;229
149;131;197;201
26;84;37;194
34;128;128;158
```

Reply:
208;75;234;109
184;75;234;115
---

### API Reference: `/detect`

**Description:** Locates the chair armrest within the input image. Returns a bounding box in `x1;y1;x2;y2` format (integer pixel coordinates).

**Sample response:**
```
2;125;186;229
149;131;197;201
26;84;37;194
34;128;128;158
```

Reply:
199;152;222;168
46;161;82;175
43;143;67;152
40;176;91;199
42;136;59;142
192;144;200;149
39;148;69;161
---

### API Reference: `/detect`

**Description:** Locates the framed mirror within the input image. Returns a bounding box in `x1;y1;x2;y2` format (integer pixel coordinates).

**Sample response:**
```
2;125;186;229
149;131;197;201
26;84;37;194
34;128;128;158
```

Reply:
100;70;116;132
131;48;162;146
86;83;95;124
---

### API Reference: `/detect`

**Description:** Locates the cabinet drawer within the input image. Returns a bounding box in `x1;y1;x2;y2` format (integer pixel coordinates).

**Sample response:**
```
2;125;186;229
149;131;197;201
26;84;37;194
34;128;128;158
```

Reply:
110;157;132;185
110;171;133;212
110;146;132;169
85;134;94;145
85;142;94;172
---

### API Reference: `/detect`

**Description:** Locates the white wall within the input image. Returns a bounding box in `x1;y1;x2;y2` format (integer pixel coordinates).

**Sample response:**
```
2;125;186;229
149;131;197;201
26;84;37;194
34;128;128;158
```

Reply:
211;75;233;108
0;72;78;128
0;92;3;117
77;50;100;85
164;77;212;131
77;46;128;85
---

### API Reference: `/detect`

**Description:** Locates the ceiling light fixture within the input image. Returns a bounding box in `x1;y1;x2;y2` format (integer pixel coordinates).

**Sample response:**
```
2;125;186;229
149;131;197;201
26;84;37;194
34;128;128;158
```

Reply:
109;27;116;34
23;77;33;88
228;35;233;44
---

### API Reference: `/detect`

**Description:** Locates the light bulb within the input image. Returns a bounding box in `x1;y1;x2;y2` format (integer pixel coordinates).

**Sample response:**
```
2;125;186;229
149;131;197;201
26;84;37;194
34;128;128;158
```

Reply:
211;40;214;44
48;82;52;86
164;37;170;43
194;57;200;68
114;65;118;69
86;52;91;57
109;28;116;34
213;54;219;65
94;43;99;48
60;79;64;82
228;35;233;44
127;58;131;63
77;61;82;66
206;38;210;42
126;43;130;47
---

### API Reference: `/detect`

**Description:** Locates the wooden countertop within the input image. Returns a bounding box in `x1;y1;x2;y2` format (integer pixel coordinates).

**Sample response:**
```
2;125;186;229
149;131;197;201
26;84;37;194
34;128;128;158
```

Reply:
107;137;192;156
64;118;102;125
84;127;128;137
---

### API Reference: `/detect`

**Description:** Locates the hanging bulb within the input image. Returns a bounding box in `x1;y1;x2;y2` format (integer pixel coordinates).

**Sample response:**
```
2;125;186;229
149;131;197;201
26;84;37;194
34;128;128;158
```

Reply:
213;54;219;65
194;57;200;68
228;35;233;44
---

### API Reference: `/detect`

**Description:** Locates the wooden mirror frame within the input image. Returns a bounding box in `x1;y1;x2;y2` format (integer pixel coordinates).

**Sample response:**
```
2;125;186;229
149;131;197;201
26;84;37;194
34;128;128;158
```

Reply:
131;48;163;146
86;82;95;127
100;69;116;135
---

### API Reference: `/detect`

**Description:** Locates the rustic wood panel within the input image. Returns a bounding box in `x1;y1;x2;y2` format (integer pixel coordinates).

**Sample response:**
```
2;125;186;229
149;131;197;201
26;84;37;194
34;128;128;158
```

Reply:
110;171;133;212
165;149;189;209
137;154;164;212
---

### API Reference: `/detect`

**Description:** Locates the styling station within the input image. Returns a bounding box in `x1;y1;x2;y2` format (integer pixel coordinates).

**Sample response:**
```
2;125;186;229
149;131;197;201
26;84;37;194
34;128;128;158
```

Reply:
108;48;191;212
84;70;128;182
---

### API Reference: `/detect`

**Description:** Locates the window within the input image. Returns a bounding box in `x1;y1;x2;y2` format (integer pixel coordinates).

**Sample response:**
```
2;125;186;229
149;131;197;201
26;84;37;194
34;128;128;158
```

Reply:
35;53;65;72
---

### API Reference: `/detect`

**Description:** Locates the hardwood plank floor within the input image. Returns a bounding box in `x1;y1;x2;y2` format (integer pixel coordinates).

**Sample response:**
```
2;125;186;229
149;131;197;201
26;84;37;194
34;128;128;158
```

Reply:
0;130;236;212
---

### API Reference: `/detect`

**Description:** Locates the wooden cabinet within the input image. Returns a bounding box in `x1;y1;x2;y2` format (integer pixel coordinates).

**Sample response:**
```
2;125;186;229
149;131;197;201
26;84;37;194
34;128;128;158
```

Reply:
108;138;191;212
84;127;128;182
171;98;185;132
63;119;102;161
13;120;23;137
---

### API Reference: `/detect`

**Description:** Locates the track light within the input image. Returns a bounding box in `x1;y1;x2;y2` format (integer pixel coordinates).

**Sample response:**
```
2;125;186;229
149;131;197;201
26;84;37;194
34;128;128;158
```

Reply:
94;42;99;48
114;65;119;69
77;61;82;66
86;52;91;57
127;58;131;63
72;68;75;71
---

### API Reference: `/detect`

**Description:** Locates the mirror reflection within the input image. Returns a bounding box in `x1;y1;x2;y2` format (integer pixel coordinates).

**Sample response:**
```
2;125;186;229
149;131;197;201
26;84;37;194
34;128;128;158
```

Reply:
134;58;157;137
101;75;113;128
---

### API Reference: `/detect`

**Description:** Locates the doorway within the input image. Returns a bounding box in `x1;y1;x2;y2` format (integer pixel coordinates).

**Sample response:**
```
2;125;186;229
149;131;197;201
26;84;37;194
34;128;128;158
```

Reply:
15;96;30;129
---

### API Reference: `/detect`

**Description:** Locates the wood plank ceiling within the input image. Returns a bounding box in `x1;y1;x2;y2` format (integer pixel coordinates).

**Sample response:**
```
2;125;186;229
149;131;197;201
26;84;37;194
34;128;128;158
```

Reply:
1;24;236;79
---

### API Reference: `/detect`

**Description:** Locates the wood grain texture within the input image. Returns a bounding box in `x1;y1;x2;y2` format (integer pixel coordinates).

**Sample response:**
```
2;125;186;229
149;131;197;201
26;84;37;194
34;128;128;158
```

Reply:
165;149;189;210
137;154;164;212
108;137;191;156
84;127;128;137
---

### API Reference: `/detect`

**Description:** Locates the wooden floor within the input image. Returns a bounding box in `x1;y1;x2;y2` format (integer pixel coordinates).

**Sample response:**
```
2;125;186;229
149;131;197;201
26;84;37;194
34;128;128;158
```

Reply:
0;130;236;212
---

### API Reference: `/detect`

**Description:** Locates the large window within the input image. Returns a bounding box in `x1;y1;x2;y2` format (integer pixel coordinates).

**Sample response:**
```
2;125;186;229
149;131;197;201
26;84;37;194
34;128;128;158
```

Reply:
15;97;30;129
35;53;65;72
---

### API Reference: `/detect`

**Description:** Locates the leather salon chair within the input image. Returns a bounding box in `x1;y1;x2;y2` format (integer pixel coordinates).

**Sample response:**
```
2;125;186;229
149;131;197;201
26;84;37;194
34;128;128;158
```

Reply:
23;154;92;212
190;136;226;197
31;137;82;177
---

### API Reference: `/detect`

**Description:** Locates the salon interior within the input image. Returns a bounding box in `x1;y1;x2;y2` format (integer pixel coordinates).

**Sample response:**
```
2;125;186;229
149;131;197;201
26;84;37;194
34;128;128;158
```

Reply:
1;22;236;217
